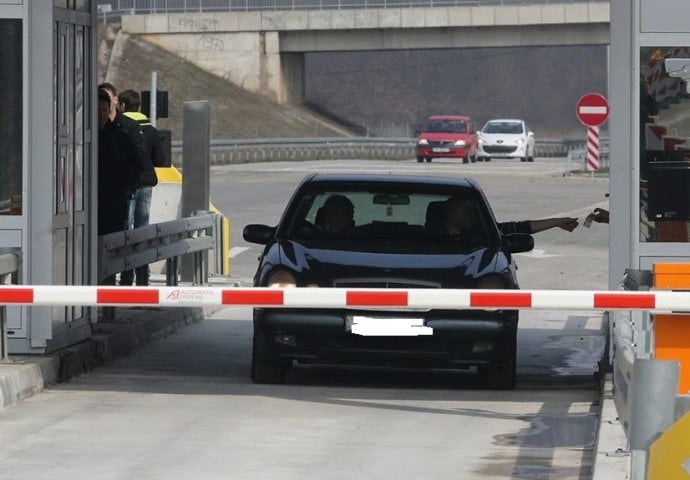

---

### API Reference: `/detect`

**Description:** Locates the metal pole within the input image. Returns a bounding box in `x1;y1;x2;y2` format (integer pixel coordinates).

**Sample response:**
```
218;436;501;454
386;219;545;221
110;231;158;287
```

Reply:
150;71;158;127
629;359;679;480
181;102;211;283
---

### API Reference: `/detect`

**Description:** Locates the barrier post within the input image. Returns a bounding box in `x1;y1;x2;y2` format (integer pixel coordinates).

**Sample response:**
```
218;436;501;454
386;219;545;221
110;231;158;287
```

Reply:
652;262;690;394
1;305;7;361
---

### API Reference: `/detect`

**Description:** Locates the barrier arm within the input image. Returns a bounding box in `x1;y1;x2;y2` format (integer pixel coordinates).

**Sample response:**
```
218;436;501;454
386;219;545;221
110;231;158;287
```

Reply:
1;286;690;311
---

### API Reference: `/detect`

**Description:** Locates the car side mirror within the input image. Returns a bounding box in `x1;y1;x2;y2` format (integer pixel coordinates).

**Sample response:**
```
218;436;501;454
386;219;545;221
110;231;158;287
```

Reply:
243;224;275;245
502;233;534;254
528;131;534;137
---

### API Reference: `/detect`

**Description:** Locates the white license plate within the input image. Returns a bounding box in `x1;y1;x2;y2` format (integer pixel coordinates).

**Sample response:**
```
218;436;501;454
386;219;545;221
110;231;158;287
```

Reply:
432;147;450;153
347;315;433;336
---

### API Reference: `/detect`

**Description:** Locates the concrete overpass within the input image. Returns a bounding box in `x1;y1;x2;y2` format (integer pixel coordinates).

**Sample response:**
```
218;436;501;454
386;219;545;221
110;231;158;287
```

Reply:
121;2;609;104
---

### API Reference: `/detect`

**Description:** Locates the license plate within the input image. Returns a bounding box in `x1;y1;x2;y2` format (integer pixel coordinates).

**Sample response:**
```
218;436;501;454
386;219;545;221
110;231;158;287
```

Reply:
432;147;450;153
347;315;433;336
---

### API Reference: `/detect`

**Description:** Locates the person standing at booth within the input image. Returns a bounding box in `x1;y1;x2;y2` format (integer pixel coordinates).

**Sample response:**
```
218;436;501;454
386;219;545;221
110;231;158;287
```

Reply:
116;89;165;286
97;89;140;285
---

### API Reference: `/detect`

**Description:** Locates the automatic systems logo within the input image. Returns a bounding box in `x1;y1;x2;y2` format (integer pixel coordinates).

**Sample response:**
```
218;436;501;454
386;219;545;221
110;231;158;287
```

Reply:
165;288;217;303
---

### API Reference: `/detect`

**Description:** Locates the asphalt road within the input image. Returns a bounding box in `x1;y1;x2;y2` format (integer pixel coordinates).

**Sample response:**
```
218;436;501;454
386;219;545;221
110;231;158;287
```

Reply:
0;157;611;480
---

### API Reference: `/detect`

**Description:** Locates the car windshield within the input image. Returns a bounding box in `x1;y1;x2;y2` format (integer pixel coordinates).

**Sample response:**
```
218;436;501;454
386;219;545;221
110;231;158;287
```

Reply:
425;120;467;133
285;185;496;248
483;121;524;134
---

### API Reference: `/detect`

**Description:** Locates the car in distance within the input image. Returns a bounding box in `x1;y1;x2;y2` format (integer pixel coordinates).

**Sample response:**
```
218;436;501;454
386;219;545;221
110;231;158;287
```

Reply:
242;173;534;389
477;119;535;162
416;115;479;164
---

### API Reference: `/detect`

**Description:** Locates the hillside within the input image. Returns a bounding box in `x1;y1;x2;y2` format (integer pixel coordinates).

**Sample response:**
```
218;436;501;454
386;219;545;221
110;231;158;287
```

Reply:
100;24;608;140
99;26;355;140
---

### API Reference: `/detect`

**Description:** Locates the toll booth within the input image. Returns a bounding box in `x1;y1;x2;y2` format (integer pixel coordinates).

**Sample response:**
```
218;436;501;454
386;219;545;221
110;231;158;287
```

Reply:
0;2;97;353
610;0;690;281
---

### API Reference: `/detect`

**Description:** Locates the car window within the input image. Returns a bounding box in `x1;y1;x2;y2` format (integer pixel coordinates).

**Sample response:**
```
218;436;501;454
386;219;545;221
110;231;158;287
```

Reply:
286;188;493;247
425;120;466;133
483;121;524;134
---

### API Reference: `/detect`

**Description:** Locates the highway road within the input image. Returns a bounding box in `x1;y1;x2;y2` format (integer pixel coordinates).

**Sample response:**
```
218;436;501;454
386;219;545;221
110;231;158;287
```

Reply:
0;157;610;479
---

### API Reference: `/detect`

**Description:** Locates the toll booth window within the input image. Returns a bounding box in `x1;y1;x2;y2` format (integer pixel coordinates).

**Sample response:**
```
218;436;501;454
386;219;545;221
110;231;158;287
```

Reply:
639;47;690;242
0;20;22;216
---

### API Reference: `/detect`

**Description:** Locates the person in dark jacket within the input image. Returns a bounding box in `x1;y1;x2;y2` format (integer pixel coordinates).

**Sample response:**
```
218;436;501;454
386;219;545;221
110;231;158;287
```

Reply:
117;89;165;286
97;89;140;285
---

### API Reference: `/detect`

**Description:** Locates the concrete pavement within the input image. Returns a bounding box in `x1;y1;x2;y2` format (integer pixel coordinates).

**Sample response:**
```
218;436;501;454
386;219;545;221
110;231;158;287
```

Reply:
0;303;631;479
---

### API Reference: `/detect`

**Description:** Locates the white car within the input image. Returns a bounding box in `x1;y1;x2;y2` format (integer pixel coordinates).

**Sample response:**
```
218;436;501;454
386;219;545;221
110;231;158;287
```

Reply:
477;119;535;162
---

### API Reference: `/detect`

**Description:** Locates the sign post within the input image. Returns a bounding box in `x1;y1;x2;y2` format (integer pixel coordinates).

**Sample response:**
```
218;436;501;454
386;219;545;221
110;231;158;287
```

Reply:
576;93;610;171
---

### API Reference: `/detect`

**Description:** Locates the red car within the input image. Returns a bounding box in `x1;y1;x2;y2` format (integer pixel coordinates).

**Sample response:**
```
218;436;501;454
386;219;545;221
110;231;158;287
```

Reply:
416;115;479;164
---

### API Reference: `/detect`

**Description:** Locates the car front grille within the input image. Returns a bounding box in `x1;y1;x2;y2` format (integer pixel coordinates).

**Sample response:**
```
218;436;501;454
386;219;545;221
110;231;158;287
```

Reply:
333;278;442;288
428;140;455;148
483;145;517;154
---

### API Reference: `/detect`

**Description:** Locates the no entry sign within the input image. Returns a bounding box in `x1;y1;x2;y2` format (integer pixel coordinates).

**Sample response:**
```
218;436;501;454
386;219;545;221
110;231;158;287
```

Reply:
576;93;609;127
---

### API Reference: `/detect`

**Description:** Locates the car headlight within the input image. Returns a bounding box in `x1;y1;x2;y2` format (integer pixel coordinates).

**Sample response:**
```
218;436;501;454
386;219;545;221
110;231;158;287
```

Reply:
454;140;466;147
267;269;297;288
417;139;429;146
476;274;508;289
516;138;525;146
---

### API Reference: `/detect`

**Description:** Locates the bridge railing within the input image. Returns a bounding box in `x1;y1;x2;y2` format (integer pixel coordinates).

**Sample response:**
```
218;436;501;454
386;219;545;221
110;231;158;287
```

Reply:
169;137;590;165
101;0;603;16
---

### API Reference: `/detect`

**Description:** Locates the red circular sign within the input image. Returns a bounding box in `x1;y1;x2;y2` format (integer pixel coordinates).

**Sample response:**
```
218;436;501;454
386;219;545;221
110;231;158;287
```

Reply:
576;92;610;127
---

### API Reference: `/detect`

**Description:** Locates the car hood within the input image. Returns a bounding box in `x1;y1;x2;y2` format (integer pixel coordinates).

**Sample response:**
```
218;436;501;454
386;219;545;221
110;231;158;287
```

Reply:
267;240;508;287
479;132;525;143
419;132;474;142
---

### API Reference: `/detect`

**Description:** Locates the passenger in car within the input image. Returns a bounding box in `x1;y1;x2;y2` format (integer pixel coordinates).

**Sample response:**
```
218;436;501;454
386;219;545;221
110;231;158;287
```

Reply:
445;196;480;237
316;195;355;234
429;197;579;236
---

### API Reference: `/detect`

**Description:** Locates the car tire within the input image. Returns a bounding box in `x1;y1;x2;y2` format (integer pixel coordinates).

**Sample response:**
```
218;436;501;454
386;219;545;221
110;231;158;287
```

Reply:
527;156;534;162
251;328;288;384
425;157;432;163
480;339;517;390
462;156;469;164
520;157;527;162
417;156;424;163
477;156;485;162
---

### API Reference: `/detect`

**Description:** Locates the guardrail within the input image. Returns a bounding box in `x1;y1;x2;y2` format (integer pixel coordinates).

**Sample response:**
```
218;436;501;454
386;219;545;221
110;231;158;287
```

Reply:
98;210;223;285
169;137;589;165
0;249;20;360
100;0;603;16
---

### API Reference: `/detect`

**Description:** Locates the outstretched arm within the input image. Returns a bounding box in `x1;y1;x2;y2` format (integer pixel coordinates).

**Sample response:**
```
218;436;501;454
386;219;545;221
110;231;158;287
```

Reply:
528;217;579;233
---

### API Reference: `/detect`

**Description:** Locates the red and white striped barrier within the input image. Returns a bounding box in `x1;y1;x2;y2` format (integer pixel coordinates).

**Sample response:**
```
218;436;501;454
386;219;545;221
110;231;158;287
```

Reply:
1;286;690;312
586;126;600;171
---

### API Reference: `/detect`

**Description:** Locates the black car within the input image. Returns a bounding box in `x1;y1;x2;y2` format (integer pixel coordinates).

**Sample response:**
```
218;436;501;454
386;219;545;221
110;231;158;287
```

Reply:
242;174;534;389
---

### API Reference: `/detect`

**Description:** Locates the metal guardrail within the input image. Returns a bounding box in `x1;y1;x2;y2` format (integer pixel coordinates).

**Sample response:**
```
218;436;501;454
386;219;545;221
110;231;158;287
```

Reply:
169;137;586;165
100;0;603;16
0;249;20;361
98;211;221;285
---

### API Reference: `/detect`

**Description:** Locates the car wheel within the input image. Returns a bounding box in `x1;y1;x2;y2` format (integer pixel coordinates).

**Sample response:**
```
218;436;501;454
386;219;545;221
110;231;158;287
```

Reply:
520;157;527;162
416;156;424;163
480;340;517;390
462;156;469;164
527;156;534;162
484;359;516;390
484;157;491;162
477;156;485;162
251;328;288;384
425;157;432;163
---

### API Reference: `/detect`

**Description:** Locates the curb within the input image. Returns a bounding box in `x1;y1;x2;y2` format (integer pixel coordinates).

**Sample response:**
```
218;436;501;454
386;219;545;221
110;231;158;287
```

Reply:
0;305;208;411
592;373;631;479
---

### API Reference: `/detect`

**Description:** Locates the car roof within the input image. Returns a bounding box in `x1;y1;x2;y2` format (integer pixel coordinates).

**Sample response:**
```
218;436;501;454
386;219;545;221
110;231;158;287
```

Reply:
484;118;524;124
303;173;479;189
427;115;471;121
